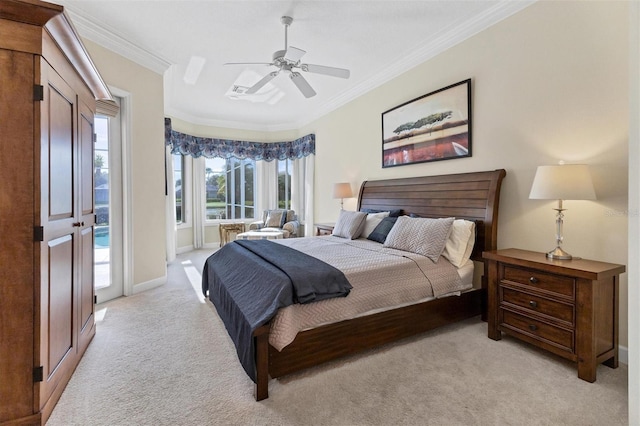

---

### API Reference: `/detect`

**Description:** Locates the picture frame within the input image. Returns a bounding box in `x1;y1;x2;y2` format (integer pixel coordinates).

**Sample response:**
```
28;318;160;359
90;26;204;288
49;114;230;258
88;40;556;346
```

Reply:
382;79;472;168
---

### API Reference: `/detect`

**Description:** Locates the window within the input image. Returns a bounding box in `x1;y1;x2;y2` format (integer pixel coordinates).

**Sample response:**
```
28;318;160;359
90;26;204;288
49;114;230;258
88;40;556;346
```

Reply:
94;116;110;289
173;154;185;224
277;158;292;209
204;157;226;220
205;157;256;220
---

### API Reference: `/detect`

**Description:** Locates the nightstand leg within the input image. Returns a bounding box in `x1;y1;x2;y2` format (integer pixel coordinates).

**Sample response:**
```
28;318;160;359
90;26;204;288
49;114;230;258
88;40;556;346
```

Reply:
486;259;502;341
578;359;597;383
604;276;620;370
576;278;596;382
603;354;619;369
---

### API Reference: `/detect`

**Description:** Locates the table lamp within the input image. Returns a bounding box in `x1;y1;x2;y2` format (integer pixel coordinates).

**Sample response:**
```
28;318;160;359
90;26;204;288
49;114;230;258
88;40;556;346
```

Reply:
529;164;596;260
333;182;353;209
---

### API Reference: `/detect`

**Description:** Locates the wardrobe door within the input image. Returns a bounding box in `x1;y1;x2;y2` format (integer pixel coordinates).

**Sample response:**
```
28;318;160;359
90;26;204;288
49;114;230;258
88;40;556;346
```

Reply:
0;48;36;423
37;60;79;411
78;99;96;351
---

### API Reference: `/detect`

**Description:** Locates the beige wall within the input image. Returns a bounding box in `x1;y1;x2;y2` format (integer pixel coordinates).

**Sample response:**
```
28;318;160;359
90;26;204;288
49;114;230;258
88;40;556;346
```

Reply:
301;1;630;346
83;39;167;289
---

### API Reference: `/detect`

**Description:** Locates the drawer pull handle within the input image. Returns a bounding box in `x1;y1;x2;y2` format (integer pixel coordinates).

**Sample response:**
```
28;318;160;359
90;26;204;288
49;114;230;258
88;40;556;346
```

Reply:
529;301;537;308
529;277;538;284
528;324;538;331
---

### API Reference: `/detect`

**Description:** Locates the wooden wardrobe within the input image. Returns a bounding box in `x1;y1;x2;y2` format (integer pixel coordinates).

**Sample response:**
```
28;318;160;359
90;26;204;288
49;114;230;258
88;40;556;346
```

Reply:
0;1;111;424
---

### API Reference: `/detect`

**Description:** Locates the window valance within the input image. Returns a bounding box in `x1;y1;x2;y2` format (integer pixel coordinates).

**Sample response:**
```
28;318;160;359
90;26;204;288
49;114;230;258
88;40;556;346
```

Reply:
164;118;315;161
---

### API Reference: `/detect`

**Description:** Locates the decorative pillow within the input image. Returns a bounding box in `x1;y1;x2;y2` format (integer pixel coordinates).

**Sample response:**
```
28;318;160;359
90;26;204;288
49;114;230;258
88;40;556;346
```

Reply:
442;219;476;268
361;211;390;238
360;208;402;217
332;210;367;239
367;216;398;244
265;210;286;228
383;216;455;261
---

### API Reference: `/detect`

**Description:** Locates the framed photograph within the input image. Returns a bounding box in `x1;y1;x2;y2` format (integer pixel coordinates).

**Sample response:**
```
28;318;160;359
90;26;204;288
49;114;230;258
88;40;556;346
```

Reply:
382;79;471;168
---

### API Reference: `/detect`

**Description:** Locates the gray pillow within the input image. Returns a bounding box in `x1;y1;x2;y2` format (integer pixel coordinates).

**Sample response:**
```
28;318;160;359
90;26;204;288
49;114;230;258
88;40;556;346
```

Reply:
265;210;286;228
367;216;398;243
332;210;367;239
361;211;390;238
383;216;455;261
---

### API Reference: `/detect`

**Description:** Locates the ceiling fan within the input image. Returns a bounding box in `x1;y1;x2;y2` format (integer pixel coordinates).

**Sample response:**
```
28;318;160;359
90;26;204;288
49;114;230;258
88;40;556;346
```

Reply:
225;16;350;98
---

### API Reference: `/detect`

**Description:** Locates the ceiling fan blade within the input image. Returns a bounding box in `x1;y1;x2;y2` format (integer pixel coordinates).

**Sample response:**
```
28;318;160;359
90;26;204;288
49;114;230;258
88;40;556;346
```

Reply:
284;46;306;63
302;63;350;79
289;72;316;98
246;71;279;94
224;62;273;66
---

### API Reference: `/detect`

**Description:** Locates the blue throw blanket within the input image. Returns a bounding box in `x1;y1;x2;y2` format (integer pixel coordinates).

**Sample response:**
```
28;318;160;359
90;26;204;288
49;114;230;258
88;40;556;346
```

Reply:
202;239;352;382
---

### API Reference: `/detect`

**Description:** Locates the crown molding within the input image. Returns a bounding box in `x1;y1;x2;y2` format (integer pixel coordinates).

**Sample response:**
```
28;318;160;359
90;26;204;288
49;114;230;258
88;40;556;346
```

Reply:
164;106;296;133
190;0;536;132
63;5;171;74
297;0;536;130
67;0;535;131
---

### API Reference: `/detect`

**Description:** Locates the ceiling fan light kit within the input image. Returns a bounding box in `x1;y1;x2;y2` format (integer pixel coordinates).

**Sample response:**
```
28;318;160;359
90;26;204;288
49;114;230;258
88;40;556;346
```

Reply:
225;16;350;98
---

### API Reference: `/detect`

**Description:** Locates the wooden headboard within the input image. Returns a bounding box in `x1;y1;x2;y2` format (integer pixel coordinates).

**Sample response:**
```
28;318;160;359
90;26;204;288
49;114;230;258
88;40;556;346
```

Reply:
357;169;506;261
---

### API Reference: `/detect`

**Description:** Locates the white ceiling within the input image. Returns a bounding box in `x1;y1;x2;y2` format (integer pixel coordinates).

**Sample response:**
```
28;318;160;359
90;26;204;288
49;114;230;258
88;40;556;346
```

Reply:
56;0;534;132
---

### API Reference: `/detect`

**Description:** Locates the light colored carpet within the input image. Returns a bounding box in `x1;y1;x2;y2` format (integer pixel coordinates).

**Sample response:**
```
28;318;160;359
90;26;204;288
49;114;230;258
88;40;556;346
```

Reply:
48;249;628;426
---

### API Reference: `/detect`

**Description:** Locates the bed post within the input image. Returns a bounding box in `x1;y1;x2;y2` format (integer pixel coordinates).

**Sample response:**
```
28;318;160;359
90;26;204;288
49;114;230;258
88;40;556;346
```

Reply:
254;324;270;401
480;169;506;321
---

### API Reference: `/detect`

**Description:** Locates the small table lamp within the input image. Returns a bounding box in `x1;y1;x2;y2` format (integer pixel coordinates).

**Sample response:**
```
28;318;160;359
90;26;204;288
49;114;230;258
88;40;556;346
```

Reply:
333;182;353;209
529;164;596;260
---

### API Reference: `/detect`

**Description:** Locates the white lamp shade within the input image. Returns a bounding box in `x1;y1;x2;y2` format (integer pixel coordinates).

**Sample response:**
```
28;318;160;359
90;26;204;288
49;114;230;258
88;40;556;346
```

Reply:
333;182;353;199
529;164;596;200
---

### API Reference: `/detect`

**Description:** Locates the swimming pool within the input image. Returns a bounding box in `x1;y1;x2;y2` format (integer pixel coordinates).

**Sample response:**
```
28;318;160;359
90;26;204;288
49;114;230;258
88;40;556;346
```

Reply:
95;226;109;248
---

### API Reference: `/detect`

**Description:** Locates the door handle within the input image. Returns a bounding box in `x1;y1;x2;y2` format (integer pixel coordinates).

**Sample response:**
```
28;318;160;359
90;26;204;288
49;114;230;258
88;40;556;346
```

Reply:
72;221;85;227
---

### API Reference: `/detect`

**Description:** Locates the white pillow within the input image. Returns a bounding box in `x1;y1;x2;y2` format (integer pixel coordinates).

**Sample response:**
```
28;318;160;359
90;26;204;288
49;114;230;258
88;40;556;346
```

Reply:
361;211;390;238
442;219;476;268
383;216;454;261
332;210;368;239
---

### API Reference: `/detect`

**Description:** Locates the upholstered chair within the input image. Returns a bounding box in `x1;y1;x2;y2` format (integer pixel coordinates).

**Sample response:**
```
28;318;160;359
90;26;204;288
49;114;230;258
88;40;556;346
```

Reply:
249;209;300;238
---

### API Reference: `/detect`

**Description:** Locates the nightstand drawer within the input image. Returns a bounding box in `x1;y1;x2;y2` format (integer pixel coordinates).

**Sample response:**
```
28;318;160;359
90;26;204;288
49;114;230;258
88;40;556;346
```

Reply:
501;287;574;326
501;309;574;352
503;266;574;298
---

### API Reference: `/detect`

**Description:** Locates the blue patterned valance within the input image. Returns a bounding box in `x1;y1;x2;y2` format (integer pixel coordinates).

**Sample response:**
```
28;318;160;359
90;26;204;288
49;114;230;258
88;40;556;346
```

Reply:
164;118;315;161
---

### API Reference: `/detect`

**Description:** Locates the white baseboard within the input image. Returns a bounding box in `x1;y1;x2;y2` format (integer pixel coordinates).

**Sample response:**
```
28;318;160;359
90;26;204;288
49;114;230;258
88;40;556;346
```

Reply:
177;243;219;253
620;344;629;365
176;245;194;254
132;275;166;294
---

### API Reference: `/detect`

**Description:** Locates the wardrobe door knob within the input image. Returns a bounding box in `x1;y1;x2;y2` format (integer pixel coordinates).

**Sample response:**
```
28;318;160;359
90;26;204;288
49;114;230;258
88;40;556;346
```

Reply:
529;301;538;308
529;276;539;284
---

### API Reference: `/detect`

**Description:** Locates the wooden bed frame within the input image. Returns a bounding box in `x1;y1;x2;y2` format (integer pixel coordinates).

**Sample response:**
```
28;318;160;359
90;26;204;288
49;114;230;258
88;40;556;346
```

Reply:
253;169;506;400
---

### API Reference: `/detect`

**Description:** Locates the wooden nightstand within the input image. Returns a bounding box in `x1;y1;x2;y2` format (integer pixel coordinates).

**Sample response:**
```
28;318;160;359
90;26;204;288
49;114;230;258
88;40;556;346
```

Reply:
315;223;335;236
484;248;625;382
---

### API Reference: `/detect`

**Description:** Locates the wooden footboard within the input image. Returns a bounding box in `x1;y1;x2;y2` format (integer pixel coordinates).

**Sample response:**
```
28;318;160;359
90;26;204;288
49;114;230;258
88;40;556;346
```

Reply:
253;288;483;400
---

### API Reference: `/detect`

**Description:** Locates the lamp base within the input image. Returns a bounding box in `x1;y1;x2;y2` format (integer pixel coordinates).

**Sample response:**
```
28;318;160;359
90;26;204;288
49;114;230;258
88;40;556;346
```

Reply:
546;246;572;260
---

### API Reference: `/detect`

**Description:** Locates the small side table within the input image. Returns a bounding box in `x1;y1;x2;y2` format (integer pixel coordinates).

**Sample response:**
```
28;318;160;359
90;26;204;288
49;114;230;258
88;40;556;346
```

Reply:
219;222;245;247
484;248;625;382
315;223;335;236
